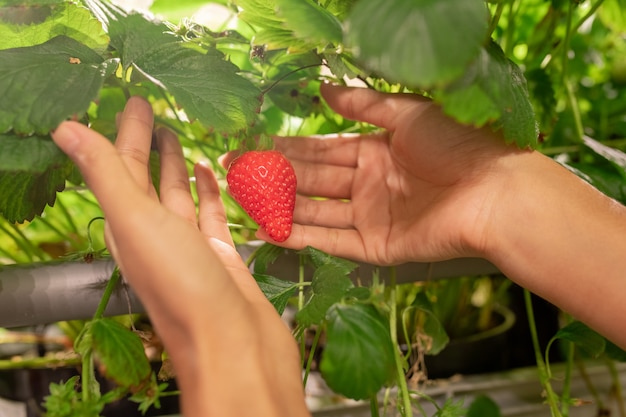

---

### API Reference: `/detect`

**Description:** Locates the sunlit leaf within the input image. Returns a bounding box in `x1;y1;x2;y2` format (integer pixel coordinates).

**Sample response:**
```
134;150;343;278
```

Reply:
0;35;115;135
275;0;342;46
346;0;488;88
321;303;396;400
99;8;262;133
232;0;284;30
0;1;109;52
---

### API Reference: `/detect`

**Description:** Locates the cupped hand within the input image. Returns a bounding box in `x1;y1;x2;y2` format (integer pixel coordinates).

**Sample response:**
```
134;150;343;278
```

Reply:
227;84;529;265
51;97;309;417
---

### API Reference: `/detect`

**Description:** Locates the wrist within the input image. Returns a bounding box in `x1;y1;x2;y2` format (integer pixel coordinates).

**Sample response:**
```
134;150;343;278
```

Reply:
167;308;310;417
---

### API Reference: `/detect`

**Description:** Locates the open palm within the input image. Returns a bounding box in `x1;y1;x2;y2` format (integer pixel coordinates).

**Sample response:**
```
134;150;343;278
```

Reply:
270;84;524;265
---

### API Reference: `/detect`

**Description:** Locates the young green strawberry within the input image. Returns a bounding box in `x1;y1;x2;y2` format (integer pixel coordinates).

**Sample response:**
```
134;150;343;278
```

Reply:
226;150;297;242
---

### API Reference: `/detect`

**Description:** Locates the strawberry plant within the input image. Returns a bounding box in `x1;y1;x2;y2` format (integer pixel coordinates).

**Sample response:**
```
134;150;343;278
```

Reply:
1;0;626;416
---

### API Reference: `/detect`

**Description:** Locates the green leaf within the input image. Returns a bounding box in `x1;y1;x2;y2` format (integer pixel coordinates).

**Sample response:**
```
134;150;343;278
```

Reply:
605;340;626;362
346;0;488;89
135;43;261;133
0;134;66;173
550;321;606;358
320;303;396;400
582;136;626;178
253;273;298;314
599;0;626;32
89;318;152;390
299;246;358;275
100;8;262;133
252;243;285;274
467;395;501;417
0;158;73;222
435;398;467;417
296;264;353;327
434;41;539;148
0;35;115;135
104;10;174;70
232;0;284;30
251;28;309;52
0;1;109;52
275;0;343;46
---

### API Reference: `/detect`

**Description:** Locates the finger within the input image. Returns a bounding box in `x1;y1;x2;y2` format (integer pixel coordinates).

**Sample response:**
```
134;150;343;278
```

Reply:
291;159;354;199
195;162;236;248
218;150;241;172
114;96;155;194
320;83;429;131
257;223;367;262
156;128;197;224
293;198;354;229
52;121;154;226
272;134;361;166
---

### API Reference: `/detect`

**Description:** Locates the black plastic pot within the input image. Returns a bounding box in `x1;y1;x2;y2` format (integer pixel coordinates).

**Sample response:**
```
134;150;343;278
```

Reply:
423;305;516;379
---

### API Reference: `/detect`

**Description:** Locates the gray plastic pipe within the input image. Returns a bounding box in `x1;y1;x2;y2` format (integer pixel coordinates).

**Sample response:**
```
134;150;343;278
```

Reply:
0;244;498;328
0;259;141;328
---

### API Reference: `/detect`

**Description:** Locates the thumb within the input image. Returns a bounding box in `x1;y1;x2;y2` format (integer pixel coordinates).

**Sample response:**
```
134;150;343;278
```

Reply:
320;83;429;131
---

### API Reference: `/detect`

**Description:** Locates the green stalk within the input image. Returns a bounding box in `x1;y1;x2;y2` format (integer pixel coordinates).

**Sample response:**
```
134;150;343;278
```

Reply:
503;0;519;57
389;267;413;417
0;221;45;262
298;254;307;371
0;354;81;370
369;394;380;417
55;197;80;238
524;289;562;417
92;267;122;321
302;324;321;388
488;0;505;36
576;358;604;411
560;341;575;417
607;358;626;417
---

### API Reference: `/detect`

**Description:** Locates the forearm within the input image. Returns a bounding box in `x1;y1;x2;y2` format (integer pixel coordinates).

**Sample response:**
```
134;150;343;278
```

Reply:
483;151;626;348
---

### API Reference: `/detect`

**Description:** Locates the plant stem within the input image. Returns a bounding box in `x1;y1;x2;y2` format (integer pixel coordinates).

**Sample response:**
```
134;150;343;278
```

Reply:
488;0;505;36
92;267;122;320
369;394;380;417
302;325;321;389
607;358;626;417
55;197;80;238
576;358;604;410
389;267;413;417
524;289;562;417
0;354;81;370
560;341;575;417
298;254;307;371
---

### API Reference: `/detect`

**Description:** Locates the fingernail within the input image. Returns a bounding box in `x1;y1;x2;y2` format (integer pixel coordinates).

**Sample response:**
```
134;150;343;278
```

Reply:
51;122;80;154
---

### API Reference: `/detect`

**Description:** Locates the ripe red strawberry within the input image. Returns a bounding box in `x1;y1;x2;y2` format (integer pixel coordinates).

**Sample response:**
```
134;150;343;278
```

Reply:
226;150;297;242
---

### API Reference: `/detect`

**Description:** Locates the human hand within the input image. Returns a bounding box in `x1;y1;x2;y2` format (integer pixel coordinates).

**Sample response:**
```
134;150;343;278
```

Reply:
225;84;529;265
51;97;309;417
